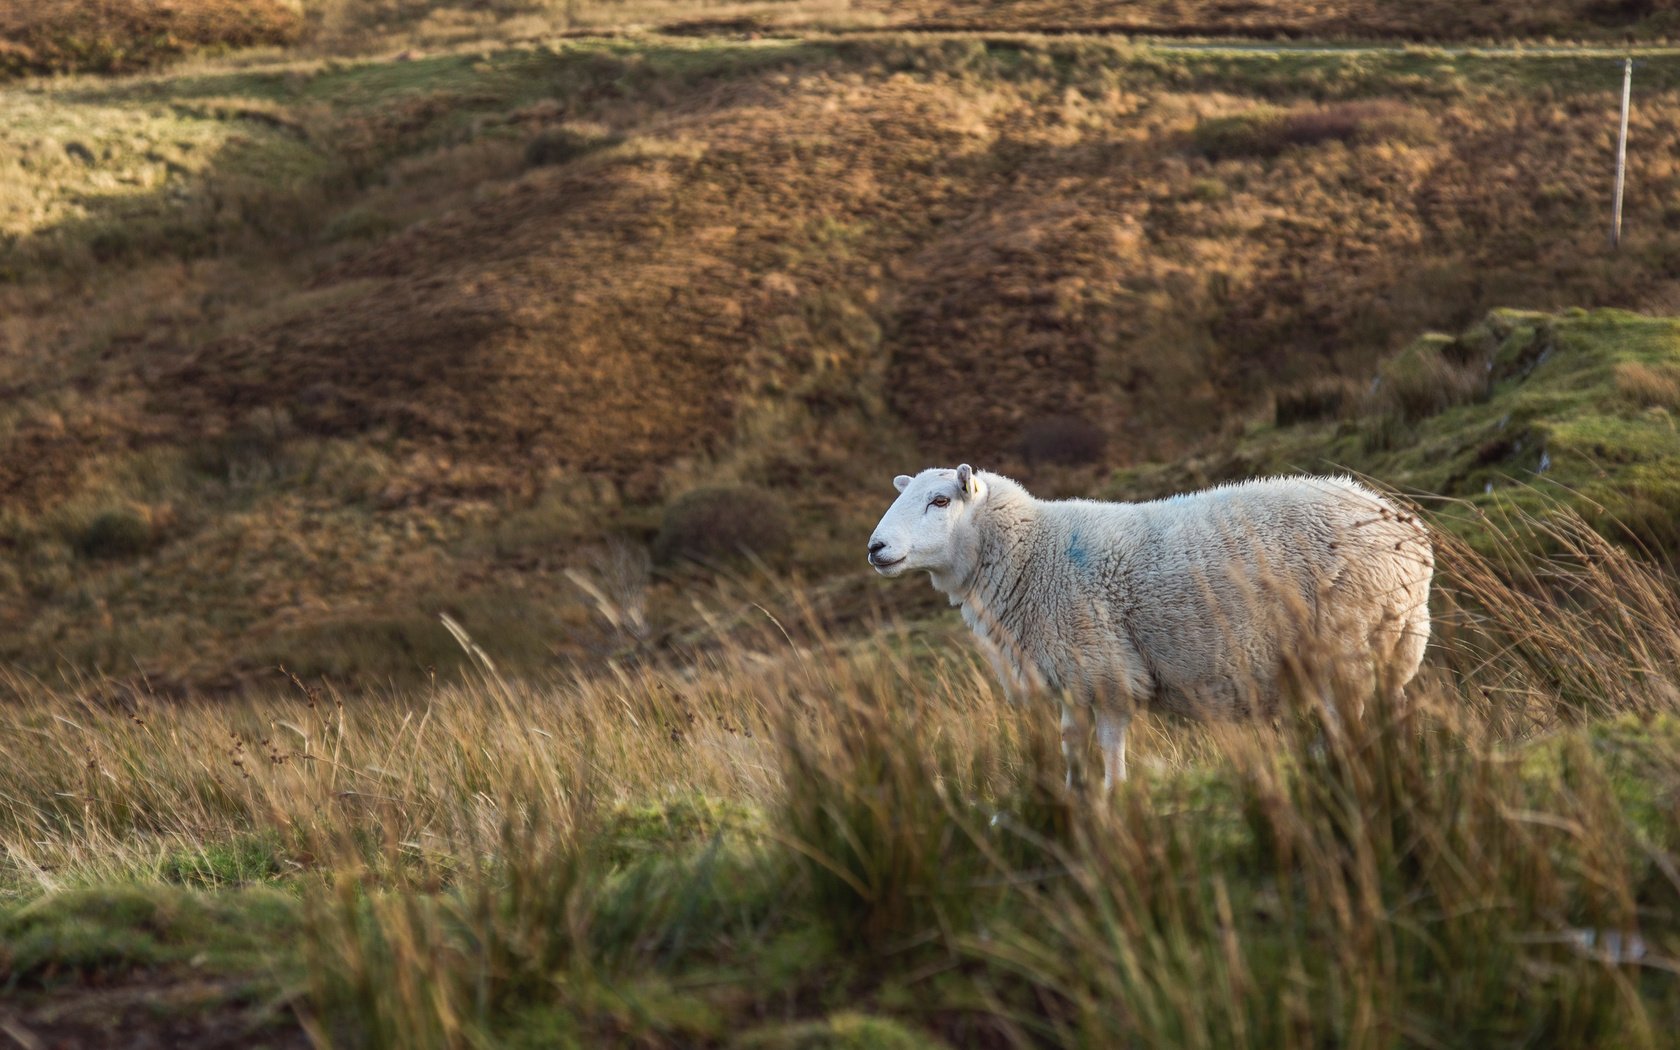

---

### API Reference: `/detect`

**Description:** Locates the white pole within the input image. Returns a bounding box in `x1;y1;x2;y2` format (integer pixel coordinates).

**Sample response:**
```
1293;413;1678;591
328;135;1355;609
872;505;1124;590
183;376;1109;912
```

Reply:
1612;57;1632;249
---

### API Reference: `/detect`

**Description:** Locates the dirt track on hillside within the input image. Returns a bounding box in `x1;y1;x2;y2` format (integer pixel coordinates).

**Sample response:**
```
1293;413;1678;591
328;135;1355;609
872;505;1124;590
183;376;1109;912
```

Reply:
857;0;1672;42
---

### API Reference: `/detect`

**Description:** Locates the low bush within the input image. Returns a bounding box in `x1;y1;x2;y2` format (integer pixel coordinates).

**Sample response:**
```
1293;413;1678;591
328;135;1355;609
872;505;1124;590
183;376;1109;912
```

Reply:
71;507;154;560
652;486;791;566
1274;375;1362;426
189;408;298;485
321;206;399;244
1193;101;1436;161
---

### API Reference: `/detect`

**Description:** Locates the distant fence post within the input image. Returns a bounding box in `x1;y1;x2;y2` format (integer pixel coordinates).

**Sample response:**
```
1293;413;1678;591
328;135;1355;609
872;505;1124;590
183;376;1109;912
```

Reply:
1612;57;1632;249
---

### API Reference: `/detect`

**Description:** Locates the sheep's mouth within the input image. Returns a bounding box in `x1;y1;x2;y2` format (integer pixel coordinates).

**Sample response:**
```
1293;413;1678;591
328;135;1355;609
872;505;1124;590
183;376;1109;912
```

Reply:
869;554;906;571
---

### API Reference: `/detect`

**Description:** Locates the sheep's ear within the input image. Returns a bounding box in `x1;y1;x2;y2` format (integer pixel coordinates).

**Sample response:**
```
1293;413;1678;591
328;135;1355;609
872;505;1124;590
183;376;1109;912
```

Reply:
957;463;976;497
893;474;912;493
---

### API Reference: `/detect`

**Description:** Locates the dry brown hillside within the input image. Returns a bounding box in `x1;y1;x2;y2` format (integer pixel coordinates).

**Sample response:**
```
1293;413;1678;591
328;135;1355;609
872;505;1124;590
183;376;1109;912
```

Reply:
6;36;1680;688
124;46;1680;480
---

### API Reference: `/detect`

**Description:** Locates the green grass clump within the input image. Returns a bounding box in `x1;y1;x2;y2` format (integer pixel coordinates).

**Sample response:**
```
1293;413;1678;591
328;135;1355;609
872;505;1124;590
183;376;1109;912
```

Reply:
160;831;293;888
1120;308;1680;559
1366;331;1489;429
0;884;299;987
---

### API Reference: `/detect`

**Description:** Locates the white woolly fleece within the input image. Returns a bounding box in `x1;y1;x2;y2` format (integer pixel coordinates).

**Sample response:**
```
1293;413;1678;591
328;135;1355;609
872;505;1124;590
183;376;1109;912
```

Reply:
869;468;1433;785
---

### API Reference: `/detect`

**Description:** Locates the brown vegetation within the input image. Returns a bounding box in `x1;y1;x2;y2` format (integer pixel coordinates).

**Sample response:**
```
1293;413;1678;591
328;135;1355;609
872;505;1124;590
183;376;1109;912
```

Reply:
0;0;302;77
7;35;1680;687
1616;359;1680;409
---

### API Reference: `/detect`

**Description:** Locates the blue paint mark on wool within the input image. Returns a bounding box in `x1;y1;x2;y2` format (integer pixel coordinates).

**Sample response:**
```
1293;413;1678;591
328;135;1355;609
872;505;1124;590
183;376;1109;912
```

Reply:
1067;530;1089;569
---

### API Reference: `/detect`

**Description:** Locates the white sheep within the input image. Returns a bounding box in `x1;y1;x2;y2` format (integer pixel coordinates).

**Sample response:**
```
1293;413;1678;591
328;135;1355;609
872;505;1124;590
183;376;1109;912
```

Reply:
867;466;1432;790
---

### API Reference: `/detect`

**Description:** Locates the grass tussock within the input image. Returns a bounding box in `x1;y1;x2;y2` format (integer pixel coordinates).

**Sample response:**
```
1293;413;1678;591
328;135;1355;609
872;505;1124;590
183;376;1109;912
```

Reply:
1360;331;1493;449
523;124;623;168
1617;359;1680;411
4;509;1680;1044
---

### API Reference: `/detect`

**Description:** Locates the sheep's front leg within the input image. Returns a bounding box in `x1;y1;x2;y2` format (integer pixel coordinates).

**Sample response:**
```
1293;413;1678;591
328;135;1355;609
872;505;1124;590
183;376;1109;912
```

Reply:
1060;702;1088;790
1094;706;1132;792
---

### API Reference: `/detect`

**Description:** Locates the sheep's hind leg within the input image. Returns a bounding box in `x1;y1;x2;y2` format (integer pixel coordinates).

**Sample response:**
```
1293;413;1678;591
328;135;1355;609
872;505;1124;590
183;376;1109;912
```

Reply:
1060;702;1088;791
1095;707;1132;793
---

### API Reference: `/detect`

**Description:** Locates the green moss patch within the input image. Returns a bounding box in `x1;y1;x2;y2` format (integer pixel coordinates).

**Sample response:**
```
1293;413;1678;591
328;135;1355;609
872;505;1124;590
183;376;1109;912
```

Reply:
0;884;299;987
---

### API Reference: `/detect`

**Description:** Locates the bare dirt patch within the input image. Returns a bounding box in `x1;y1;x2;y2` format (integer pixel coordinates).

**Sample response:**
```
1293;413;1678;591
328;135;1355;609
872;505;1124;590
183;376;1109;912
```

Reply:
4;975;306;1050
863;0;1677;41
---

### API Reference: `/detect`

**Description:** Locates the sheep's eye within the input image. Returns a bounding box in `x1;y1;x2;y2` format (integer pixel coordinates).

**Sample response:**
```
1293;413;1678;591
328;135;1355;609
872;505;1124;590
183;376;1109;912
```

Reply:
930;495;950;508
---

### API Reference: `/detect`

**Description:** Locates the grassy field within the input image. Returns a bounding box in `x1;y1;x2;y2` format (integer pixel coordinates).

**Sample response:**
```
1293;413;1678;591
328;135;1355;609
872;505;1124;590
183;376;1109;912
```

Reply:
5;514;1680;1047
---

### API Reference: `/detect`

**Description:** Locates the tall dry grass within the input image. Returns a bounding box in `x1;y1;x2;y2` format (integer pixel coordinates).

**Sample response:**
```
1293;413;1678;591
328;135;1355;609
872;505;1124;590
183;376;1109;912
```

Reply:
3;507;1680;1044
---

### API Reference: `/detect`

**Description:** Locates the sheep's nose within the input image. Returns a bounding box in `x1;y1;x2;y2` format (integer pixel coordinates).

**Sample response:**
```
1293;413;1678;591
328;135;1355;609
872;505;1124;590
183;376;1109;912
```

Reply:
868;540;886;555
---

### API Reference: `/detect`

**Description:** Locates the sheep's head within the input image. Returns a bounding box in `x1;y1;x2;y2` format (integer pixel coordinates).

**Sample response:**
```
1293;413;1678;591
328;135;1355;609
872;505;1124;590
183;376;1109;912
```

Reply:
867;464;987;581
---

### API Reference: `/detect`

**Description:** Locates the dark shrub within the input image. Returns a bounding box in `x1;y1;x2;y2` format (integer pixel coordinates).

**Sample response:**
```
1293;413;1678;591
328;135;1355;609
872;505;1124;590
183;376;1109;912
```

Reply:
652;486;791;567
190;408;295;483
1193;102;1435;161
73;508;154;560
1587;0;1656;23
523;128;620;169
1275;376;1362;427
321;206;397;244
1017;416;1107;467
